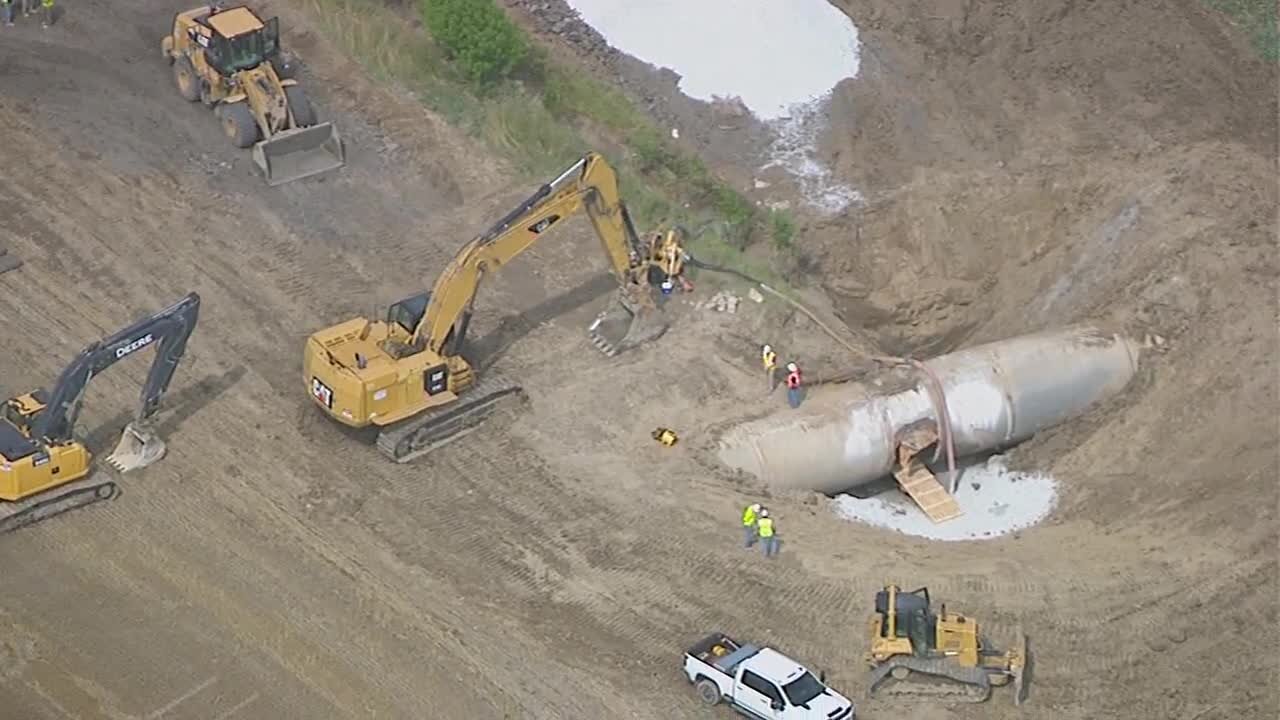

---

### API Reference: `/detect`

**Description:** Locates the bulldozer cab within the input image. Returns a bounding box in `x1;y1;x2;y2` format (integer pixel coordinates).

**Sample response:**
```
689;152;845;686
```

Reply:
875;586;936;656
198;6;279;76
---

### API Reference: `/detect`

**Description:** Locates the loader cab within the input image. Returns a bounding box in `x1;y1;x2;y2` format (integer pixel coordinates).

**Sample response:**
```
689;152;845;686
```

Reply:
198;6;279;76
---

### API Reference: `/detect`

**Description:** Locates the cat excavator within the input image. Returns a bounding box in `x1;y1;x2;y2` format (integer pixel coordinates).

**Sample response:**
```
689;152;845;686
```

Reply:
0;293;201;534
865;585;1029;705
304;152;683;463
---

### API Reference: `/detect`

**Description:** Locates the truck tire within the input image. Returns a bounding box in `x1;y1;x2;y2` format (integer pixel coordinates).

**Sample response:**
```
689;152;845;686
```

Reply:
173;56;200;102
284;85;317;127
218;102;259;149
695;678;721;706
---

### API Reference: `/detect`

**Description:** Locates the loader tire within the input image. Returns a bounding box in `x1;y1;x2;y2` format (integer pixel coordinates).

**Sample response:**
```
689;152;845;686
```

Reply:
173;56;200;102
284;85;317;127
695;678;721;706
219;102;259;149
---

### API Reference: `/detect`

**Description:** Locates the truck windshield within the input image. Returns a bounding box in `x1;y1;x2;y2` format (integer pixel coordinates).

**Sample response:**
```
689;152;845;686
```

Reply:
782;672;824;706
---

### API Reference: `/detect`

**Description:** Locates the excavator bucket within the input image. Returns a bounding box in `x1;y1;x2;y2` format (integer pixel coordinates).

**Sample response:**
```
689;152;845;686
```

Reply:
587;287;669;357
252;122;345;186
104;422;167;473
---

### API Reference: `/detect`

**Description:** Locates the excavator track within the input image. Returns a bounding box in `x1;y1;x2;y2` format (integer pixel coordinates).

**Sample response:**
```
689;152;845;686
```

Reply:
867;656;993;703
0;476;120;536
375;375;526;464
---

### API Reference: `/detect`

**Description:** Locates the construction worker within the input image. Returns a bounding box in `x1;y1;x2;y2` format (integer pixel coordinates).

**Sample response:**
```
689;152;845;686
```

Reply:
757;508;778;557
19;0;33;19
741;502;761;548
38;0;50;27
761;344;778;393
1;0;14;27
785;362;804;409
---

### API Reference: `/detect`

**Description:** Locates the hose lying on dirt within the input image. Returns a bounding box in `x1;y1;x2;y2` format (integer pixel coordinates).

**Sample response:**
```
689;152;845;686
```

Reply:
684;254;960;493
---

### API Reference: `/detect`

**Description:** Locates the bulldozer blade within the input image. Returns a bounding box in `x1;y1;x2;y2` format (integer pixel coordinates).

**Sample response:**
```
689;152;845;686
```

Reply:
252;122;345;187
104;422;167;473
587;300;668;358
1012;630;1030;706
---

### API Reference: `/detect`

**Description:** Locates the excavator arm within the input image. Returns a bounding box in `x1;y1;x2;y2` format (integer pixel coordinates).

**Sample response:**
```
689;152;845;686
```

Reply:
30;292;202;471
410;152;647;356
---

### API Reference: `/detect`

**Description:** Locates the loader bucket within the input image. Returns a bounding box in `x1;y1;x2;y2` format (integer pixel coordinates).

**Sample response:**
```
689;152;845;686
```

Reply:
251;122;345;186
586;288;669;357
104;422;167;473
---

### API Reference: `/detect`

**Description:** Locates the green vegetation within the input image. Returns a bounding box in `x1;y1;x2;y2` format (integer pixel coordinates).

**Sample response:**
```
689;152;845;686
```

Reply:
421;0;529;87
301;0;793;281
768;208;795;250
1208;0;1279;62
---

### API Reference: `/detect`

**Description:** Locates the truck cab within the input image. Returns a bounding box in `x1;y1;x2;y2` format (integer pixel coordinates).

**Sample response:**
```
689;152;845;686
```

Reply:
683;633;855;719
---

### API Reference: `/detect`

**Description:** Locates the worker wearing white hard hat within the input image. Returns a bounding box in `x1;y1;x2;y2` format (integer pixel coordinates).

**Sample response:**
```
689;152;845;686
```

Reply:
785;362;804;409
761;344;778;393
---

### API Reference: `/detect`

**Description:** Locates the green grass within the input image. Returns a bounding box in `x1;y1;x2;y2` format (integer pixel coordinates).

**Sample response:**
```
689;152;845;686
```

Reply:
299;0;784;282
1207;0;1280;62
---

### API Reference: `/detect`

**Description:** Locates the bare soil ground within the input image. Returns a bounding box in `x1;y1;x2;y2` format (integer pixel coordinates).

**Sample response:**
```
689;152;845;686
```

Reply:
1;2;1276;720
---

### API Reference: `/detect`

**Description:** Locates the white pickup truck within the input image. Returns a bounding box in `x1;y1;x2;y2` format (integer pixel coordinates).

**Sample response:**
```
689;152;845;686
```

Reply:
683;633;855;720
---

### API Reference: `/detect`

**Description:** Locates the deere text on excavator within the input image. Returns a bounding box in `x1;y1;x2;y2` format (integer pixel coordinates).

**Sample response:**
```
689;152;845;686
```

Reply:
0;293;202;535
865;584;1028;705
303;152;684;463
162;4;345;185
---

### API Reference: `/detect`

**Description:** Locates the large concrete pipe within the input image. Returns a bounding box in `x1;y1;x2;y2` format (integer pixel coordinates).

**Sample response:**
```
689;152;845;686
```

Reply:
716;326;1141;494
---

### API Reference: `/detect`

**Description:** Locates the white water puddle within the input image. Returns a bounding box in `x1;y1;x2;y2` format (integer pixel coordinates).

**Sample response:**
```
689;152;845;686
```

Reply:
832;455;1059;541
562;0;863;213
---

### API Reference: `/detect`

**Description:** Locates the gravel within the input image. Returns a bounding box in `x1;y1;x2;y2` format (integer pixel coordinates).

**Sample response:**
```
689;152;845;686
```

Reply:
832;455;1059;541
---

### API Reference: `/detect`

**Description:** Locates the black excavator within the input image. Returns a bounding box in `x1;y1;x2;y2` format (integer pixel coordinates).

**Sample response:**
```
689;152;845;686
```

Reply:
0;292;202;534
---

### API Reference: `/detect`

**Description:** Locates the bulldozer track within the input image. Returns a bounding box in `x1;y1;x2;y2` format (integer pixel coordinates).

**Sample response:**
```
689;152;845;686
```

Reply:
375;375;527;464
0;477;120;536
867;656;993;704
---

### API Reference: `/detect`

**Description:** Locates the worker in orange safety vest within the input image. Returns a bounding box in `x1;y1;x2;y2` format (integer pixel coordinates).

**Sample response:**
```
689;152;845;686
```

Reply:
785;362;803;409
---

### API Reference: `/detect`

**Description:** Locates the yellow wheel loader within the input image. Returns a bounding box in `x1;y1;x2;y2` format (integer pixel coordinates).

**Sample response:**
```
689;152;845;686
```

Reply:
0;293;201;534
303;152;685;463
161;5;345;186
865;585;1029;705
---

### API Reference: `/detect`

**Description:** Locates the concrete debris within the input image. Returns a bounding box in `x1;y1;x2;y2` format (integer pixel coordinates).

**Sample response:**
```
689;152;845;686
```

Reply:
747;288;765;303
701;290;741;314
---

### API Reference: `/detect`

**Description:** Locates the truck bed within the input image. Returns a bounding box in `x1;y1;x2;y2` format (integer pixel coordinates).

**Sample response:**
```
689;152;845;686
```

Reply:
686;633;760;676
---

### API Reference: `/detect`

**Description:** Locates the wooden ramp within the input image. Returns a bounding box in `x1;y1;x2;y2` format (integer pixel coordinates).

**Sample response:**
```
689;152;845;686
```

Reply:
892;421;962;524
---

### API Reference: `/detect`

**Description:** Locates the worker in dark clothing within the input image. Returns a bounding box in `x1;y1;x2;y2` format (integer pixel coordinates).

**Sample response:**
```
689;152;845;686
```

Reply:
1;0;14;27
785;362;804;409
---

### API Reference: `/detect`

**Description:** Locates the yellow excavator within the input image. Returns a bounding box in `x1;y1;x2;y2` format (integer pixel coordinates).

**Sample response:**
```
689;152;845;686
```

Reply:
303;152;683;463
0;293;202;534
865;585;1029;705
162;4;345;185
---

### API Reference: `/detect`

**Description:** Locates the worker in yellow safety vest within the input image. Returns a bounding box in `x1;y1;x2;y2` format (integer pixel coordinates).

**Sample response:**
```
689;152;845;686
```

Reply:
757;509;778;558
761;344;778;393
741;502;761;548
39;0;50;27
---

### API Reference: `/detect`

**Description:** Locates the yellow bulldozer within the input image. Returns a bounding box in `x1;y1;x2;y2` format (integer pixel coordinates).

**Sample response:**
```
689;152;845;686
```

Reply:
865;585;1029;705
161;4;345;185
303;151;685;464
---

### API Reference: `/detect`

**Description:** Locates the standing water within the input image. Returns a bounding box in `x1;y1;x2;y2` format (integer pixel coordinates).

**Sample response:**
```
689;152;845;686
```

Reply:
562;0;863;212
